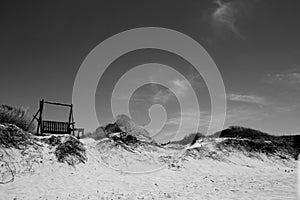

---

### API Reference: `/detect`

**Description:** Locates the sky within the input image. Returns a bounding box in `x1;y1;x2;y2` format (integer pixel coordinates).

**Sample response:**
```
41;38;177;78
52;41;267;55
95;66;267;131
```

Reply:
0;0;300;142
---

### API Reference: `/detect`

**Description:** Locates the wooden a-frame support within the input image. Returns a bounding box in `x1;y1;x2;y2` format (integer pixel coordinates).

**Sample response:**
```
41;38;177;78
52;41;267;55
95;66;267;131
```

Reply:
29;99;75;136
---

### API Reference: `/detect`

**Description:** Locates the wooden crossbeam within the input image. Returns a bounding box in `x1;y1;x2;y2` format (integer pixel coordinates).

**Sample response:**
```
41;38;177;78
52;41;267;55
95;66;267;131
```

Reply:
44;100;72;107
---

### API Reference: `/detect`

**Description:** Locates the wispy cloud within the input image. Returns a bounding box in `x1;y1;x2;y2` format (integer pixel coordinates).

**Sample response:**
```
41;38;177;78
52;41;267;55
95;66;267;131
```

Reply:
152;79;189;104
227;93;267;105
266;72;300;89
186;73;205;89
123;78;193;106
212;0;241;38
152;90;173;104
169;79;189;96
211;0;258;39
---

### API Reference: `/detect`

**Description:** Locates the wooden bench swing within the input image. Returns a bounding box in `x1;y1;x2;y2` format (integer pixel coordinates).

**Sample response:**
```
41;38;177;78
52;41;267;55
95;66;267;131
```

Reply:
30;99;84;138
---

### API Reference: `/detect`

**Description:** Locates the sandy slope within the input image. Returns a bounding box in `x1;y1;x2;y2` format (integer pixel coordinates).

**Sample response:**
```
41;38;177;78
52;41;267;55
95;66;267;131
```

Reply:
1;137;298;200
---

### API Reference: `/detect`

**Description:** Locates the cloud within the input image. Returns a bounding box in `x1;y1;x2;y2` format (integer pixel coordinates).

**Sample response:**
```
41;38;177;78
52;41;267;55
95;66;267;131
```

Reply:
169;79;189;95
212;0;240;37
121;78;193;106
211;0;258;39
266;72;300;89
186;73;205;89
152;79;189;104
152;90;173;104
227;93;267;105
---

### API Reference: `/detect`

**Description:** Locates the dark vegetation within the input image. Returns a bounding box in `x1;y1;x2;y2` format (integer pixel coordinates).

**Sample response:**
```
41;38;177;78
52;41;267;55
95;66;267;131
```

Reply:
0;105;35;132
169;126;299;159
0;123;36;149
217;139;284;158
1;102;298;162
0;104;89;170
54;136;87;166
105;123;122;134
218;126;277;139
42;135;62;146
111;133;138;145
218;126;300;159
0;123;37;184
84;115;154;145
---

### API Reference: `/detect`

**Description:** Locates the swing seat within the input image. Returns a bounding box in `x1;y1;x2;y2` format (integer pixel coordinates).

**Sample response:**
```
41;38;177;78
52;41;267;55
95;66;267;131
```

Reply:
42;120;72;134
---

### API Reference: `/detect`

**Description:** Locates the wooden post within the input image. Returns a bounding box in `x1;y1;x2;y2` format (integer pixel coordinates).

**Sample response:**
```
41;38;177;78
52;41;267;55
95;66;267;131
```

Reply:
71;104;75;136
38;99;44;135
36;109;40;135
28;109;40;134
68;104;72;135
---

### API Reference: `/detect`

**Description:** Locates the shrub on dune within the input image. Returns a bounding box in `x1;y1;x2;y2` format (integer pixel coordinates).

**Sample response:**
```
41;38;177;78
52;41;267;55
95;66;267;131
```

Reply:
0;124;35;149
55;136;87;166
0;105;35;132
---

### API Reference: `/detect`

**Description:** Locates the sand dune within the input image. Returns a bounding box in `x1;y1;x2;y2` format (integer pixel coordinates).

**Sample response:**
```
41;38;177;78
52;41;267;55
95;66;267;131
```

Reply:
1;134;297;200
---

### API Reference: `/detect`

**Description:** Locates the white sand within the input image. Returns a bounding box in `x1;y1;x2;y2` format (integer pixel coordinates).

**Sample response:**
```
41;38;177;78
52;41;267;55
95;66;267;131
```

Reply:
1;138;297;200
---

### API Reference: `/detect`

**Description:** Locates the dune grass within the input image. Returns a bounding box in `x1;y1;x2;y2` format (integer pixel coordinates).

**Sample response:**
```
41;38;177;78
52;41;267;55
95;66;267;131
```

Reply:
0;123;35;149
0;105;35;132
55;136;87;166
